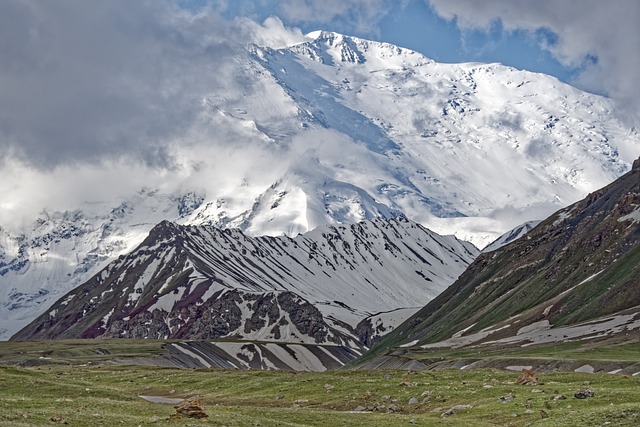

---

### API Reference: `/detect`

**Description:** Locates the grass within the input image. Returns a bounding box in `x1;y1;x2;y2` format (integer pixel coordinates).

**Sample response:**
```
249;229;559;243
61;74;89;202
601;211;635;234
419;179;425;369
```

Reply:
1;339;639;426
0;339;177;365
2;363;640;426
405;339;640;363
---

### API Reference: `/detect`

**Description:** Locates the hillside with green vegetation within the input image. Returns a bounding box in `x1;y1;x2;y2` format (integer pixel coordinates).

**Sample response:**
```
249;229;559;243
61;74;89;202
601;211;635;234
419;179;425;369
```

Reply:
361;159;640;363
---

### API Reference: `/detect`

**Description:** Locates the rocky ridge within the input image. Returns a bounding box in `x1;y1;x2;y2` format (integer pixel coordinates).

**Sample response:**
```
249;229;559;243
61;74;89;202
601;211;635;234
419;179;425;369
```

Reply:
12;217;477;346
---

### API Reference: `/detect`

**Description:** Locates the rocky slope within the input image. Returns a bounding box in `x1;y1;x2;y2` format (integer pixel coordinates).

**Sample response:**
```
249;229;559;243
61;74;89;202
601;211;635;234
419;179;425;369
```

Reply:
365;158;640;360
11;218;477;346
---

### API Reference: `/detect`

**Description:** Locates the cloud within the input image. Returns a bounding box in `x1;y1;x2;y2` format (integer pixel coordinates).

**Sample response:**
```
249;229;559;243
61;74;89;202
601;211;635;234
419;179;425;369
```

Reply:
0;1;306;170
427;0;640;123
0;1;312;228
238;16;306;49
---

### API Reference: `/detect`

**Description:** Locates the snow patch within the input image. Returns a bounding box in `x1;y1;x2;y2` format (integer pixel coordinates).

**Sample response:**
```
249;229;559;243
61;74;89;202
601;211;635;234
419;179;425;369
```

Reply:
574;364;595;374
517;320;550;335
618;207;640;224
506;365;533;372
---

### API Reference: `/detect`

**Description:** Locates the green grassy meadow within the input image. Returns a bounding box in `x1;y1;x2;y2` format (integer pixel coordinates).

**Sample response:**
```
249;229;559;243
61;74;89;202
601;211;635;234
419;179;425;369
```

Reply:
1;339;639;426
1;364;640;426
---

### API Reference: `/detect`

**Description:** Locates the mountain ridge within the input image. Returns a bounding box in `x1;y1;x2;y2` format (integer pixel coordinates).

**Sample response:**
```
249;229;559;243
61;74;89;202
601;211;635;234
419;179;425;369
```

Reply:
12;217;477;345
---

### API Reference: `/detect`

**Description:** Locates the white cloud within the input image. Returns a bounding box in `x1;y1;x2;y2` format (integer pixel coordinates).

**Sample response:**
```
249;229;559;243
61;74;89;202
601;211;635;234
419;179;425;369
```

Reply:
238;16;306;49
427;0;640;123
0;1;307;170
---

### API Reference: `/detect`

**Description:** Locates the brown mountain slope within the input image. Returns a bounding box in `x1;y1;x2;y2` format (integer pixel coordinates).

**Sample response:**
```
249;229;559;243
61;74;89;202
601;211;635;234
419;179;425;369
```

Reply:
364;158;640;361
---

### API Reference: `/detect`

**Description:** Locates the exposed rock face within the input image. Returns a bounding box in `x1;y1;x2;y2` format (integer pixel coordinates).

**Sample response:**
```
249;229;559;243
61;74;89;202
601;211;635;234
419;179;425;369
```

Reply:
12;217;476;346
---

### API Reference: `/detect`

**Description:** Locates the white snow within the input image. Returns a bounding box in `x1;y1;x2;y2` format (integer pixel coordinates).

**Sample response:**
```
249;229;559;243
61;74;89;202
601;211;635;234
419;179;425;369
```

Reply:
618;206;640;224
506;366;533;372
421;324;511;349
148;288;185;313
574;364;595;374
517;320;550;335
101;308;114;327
452;323;478;338
172;344;212;368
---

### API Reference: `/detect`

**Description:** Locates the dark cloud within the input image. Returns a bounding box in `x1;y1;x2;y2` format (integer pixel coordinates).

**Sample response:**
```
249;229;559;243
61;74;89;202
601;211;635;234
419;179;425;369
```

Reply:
0;1;258;169
427;0;640;124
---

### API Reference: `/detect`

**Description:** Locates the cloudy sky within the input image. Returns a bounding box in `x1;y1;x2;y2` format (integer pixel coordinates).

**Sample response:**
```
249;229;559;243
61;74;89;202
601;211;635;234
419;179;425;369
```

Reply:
1;0;639;226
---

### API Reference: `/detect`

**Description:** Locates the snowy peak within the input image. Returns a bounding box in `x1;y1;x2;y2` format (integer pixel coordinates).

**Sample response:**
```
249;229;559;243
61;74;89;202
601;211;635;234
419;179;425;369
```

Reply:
12;218;477;345
301;30;428;67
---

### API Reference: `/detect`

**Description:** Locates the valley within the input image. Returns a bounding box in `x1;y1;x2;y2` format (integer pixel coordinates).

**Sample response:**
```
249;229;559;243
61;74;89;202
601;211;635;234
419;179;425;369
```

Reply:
2;3;640;427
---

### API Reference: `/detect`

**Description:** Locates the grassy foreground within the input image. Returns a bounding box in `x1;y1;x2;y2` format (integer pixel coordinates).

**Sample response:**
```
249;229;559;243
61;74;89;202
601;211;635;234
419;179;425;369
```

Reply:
1;364;640;426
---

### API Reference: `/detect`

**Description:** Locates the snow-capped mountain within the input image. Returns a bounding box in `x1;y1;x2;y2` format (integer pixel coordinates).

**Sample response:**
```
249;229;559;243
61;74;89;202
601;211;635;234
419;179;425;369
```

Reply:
2;30;639;339
12;218;477;345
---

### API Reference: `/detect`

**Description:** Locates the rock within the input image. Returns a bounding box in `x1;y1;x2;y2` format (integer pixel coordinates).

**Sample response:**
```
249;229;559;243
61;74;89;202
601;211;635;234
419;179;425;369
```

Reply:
499;392;515;403
384;374;393;380
441;404;473;417
323;384;334;392
540;410;549;419
275;395;284;400
408;397;419;405
354;405;367;412
524;409;535;414
388;403;402;413
544;401;552;410
294;399;309;405
409;418;417;424
517;369;540;386
50;415;68;424
574;389;595;399
553;394;567;401
399;380;418;387
170;398;208;419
